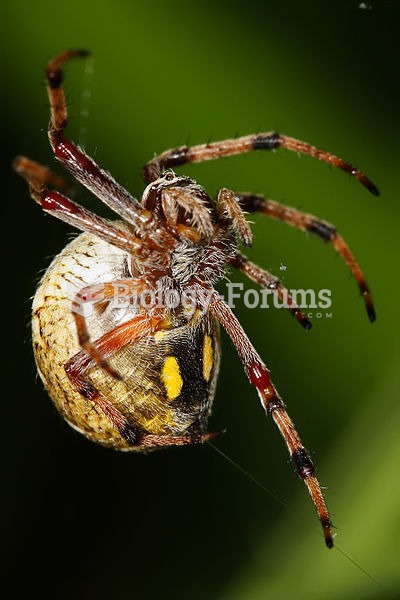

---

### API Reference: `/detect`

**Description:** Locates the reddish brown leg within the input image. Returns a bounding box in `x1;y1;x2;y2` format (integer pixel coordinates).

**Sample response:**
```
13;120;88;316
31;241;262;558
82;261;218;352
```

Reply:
71;278;149;378
197;287;333;548
215;188;253;247
13;156;142;254
238;193;375;322
143;132;379;197
133;431;222;447
65;312;163;443
231;253;312;330
44;50;152;230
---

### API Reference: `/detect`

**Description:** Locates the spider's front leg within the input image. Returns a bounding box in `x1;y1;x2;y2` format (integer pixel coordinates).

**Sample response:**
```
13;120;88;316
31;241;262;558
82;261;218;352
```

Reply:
194;285;333;548
44;50;153;232
13;156;142;255
143;132;379;197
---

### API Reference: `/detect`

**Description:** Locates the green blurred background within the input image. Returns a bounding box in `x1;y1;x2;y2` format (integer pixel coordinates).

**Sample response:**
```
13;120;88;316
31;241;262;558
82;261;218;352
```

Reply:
2;1;399;598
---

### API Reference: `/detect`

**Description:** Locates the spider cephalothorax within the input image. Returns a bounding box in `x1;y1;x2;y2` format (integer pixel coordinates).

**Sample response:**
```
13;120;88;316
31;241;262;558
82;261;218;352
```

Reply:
14;50;378;548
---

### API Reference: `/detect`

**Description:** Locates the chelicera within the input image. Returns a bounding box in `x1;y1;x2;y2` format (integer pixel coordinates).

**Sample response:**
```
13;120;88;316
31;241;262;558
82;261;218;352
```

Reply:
14;50;378;548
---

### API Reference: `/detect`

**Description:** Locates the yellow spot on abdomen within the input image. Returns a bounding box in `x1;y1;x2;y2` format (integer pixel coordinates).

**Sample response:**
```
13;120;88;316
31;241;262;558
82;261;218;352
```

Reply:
202;335;213;382
161;356;183;400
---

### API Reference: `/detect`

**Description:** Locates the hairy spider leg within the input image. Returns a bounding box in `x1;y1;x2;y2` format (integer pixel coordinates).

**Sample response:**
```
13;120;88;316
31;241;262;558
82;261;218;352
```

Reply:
213;188;311;328
71;278;150;379
143;132;379;197
66;314;154;443
202;289;333;548
44;50;160;236
13;157;141;255
231;253;312;330
238;193;376;322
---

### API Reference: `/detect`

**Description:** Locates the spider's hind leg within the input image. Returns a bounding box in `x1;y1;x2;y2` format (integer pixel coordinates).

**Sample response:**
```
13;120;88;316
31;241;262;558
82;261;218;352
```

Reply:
202;289;334;548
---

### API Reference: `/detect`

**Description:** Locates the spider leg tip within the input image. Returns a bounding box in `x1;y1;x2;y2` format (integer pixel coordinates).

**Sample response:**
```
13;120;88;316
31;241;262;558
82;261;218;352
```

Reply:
364;296;376;323
68;49;90;58
325;534;334;549
294;313;312;330
360;175;380;197
12;155;23;172
62;49;91;62
367;182;380;197
321;517;334;548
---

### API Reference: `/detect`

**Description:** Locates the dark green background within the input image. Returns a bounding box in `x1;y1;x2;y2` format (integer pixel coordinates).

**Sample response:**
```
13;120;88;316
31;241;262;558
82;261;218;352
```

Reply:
3;2;399;598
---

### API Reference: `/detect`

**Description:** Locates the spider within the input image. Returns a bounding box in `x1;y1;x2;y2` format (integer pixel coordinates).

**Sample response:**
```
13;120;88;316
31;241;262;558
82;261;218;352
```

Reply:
14;49;378;549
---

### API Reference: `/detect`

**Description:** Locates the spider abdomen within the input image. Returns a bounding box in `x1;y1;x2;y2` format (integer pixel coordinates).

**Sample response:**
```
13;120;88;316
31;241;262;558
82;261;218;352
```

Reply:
32;231;220;449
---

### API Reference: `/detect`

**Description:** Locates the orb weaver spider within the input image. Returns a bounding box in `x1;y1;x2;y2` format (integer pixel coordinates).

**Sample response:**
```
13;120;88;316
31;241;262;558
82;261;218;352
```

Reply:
14;49;378;548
